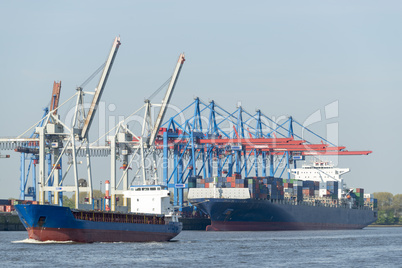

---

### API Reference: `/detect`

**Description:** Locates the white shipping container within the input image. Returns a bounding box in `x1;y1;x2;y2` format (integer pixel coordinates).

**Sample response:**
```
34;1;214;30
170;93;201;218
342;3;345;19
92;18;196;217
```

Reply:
319;182;327;190
319;189;328;197
364;193;374;199
293;180;303;187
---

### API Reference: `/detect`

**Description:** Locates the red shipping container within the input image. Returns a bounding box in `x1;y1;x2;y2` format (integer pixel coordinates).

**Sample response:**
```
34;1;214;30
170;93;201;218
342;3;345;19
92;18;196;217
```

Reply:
231;182;236;188
205;183;209;188
284;183;293;188
6;206;12;212
200;179;205;184
0;205;5;212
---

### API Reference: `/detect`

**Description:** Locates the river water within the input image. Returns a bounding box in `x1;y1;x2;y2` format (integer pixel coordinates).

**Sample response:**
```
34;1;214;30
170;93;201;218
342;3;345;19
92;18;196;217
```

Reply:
1;227;401;267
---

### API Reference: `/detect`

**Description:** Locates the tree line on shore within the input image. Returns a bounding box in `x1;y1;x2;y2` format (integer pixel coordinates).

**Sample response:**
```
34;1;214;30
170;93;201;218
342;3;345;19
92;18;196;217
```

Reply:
373;192;402;225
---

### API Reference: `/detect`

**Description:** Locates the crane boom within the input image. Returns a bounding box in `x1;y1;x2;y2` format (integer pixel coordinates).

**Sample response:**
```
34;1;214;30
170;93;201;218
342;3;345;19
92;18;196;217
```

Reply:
50;81;62;115
81;36;121;139
147;53;185;146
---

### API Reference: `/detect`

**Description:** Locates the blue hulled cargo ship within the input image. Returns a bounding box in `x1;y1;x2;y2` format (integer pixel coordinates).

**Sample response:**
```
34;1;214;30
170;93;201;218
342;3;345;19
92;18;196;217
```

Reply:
15;185;182;242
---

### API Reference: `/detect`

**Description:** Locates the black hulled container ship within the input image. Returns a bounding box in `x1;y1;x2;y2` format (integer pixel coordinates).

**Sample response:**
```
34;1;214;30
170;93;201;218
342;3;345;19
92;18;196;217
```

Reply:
188;161;377;231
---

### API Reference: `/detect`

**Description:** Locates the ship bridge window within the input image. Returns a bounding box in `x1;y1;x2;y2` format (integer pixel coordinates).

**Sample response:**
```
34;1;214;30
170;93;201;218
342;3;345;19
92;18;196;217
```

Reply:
135;188;141;191
142;188;149;191
150;187;156;191
157;187;161;190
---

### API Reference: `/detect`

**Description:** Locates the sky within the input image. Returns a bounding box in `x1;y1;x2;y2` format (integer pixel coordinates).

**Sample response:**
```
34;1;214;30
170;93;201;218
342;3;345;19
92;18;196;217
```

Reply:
0;1;401;199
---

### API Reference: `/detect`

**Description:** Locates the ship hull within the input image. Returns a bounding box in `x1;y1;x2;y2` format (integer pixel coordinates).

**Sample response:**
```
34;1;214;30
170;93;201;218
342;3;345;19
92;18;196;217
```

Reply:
189;198;377;231
15;204;181;243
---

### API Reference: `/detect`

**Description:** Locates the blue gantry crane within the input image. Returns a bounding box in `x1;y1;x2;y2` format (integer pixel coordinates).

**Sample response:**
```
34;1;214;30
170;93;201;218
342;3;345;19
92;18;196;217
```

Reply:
152;98;371;210
15;81;62;202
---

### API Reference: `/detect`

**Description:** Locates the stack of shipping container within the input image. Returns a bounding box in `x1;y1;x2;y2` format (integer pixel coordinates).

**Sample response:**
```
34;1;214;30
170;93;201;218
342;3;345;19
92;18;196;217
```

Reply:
326;181;339;199
188;175;378;208
364;193;378;209
0;199;38;213
353;188;364;207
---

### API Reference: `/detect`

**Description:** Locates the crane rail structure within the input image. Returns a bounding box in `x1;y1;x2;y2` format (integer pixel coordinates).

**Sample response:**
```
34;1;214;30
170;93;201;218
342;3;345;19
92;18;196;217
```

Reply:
149;98;372;209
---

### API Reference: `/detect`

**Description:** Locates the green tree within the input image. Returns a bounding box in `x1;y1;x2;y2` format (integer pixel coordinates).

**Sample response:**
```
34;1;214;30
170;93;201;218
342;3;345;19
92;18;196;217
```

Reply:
392;194;402;217
67;190;126;209
62;195;75;209
373;192;393;211
71;190;104;205
372;192;402;225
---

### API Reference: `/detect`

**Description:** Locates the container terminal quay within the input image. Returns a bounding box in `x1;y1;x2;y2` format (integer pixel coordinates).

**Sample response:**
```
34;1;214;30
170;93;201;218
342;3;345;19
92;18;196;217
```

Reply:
0;37;376;237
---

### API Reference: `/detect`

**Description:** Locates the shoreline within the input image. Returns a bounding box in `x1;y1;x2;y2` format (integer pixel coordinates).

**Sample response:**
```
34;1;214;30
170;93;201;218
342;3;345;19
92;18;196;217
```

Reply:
369;224;402;227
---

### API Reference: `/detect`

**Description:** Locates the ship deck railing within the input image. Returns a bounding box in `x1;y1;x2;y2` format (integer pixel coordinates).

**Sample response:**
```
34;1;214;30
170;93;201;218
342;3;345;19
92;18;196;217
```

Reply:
270;198;375;211
71;210;166;225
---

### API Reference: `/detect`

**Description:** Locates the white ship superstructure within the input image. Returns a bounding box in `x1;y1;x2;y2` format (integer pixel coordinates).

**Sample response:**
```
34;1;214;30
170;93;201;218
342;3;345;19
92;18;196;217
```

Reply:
290;161;349;198
123;185;179;221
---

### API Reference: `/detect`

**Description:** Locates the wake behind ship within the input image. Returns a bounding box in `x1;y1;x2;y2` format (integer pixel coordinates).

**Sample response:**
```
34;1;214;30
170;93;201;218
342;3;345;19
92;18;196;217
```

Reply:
15;185;182;243
188;161;377;231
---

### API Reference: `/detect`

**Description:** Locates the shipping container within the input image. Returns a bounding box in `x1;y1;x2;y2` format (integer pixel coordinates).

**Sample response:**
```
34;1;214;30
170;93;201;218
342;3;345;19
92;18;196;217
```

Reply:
364;193;374;199
284;183;293;188
0;199;11;206
293;180;303;187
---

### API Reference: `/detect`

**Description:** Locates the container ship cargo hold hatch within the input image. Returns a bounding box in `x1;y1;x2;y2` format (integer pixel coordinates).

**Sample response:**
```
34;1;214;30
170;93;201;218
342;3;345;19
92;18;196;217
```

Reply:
188;161;377;231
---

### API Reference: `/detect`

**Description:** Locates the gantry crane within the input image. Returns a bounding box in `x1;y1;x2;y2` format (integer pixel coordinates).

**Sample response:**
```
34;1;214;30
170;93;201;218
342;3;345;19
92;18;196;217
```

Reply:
12;81;62;201
108;53;185;211
30;37;121;207
155;98;372;208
